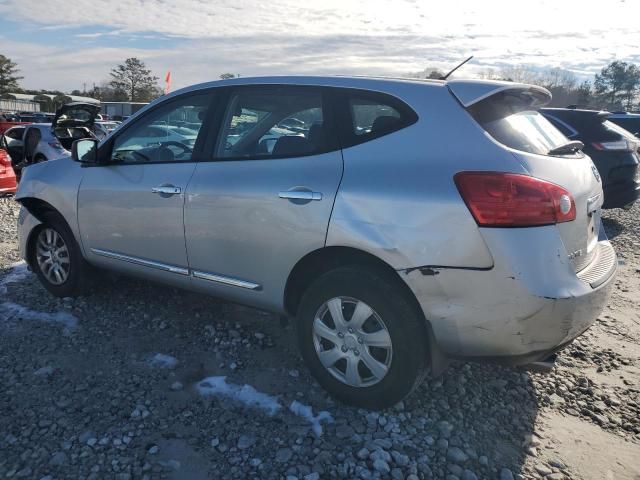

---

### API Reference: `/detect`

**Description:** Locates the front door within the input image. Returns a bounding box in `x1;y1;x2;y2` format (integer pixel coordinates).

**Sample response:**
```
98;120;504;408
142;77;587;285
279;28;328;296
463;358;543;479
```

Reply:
77;91;215;287
185;86;343;311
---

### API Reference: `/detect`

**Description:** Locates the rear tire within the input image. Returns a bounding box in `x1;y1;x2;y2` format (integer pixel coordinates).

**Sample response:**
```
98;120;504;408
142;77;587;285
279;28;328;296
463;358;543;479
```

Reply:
297;266;429;410
29;211;92;297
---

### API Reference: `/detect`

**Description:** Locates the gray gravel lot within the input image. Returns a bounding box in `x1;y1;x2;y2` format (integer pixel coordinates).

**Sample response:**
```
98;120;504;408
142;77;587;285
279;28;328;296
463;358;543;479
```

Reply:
0;197;638;480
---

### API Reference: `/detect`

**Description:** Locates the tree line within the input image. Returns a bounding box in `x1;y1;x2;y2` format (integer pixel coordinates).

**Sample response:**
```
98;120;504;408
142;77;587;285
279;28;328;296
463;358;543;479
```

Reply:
2;52;639;112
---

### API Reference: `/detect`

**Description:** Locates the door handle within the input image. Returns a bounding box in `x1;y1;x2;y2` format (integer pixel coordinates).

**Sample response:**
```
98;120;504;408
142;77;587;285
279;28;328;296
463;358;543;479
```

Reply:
152;185;182;195
278;191;322;201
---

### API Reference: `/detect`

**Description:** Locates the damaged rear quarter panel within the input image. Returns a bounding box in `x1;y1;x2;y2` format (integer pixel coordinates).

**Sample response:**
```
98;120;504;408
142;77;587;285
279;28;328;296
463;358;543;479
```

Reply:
400;226;605;357
326;84;524;270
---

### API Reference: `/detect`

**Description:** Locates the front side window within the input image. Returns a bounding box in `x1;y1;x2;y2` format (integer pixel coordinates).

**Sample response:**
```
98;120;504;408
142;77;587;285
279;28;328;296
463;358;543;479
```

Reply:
111;93;212;164
217;88;330;159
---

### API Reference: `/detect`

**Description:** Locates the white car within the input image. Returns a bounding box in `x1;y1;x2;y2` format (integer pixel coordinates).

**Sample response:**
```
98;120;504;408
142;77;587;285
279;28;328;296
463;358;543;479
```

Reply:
93;121;121;140
4;103;100;176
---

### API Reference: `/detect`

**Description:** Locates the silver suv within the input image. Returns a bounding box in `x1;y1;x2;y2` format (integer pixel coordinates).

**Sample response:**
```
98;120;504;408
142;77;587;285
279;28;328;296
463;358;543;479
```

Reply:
16;76;617;409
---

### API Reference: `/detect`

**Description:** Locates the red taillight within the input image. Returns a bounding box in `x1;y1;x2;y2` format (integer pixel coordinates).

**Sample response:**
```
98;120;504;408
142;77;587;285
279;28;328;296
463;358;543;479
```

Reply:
454;172;576;227
591;140;638;151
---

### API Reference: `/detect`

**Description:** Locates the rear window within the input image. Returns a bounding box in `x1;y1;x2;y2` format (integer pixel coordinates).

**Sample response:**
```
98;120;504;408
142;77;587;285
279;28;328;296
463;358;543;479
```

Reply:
608;117;640;135
604;120;637;139
468;92;570;156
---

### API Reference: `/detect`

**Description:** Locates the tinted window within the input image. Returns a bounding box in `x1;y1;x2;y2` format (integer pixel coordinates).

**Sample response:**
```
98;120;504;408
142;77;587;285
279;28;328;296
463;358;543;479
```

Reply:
544;115;575;137
469;93;571;155
338;90;418;147
5;127;24;140
217;88;330;159
111;93;212;164
609;117;640;135
350;98;401;136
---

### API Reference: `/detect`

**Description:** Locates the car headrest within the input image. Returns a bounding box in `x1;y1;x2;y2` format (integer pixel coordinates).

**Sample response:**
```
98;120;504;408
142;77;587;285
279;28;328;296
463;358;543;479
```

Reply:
307;122;326;148
198;110;207;121
272;136;311;156
371;115;401;133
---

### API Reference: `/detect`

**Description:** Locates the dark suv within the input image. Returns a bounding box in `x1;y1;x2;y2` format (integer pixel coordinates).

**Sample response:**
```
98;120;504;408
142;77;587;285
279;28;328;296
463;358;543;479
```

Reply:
541;108;640;209
607;112;640;138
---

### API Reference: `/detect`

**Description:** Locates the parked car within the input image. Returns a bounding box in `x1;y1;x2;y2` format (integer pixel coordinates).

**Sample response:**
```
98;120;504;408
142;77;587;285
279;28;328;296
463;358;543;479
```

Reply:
93;121;121;140
5;103;100;177
607;111;640;138
16;76;617;409
0;120;30;136
0;147;17;195
540;108;640;209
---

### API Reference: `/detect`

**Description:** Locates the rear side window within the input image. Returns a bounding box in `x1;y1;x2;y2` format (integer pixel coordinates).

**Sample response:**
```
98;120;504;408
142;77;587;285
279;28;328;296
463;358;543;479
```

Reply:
5;128;24;140
339;90;417;147
350;98;401;136
217;87;336;159
469;92;571;156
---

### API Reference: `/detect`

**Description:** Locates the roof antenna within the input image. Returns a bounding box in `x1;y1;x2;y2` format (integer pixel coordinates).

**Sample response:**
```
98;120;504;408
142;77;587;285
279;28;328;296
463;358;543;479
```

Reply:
439;56;474;80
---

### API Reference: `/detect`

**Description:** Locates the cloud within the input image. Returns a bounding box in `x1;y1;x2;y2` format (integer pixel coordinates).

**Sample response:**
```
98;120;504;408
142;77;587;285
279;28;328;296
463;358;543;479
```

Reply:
0;0;638;91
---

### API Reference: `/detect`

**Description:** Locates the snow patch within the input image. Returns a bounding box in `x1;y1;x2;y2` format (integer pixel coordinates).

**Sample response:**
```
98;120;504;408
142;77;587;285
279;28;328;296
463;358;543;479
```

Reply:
0;261;31;294
148;353;179;369
289;400;334;436
196;376;281;415
0;301;78;333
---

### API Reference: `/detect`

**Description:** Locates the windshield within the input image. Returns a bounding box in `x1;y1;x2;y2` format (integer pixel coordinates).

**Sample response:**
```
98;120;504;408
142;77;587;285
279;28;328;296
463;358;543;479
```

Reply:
468;91;572;156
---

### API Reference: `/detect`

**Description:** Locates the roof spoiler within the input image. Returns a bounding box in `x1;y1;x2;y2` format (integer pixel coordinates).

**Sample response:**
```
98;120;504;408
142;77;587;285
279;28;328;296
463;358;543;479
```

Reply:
447;79;551;108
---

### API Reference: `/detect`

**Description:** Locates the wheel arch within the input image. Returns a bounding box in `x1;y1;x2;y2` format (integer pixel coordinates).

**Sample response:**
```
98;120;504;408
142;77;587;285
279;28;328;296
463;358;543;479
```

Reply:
17;197;70;268
284;246;449;374
284;246;422;320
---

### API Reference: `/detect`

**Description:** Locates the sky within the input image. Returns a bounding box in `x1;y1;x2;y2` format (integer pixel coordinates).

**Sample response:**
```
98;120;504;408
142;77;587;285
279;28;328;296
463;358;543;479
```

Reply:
1;0;639;92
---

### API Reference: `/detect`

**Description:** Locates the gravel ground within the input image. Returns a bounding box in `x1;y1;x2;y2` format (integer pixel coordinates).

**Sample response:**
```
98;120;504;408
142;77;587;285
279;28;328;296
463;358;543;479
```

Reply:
0;196;638;480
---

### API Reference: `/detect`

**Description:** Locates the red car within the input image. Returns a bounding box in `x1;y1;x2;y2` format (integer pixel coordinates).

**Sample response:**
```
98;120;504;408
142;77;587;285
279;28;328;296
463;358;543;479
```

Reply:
0;148;17;195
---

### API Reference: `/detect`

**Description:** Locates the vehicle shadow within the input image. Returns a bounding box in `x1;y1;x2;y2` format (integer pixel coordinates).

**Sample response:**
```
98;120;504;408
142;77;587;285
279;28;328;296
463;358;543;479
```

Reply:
602;217;625;240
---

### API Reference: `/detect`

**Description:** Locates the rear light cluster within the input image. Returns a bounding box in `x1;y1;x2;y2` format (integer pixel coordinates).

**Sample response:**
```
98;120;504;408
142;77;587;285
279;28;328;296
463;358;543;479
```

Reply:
591;139;639;152
48;141;64;150
454;172;576;227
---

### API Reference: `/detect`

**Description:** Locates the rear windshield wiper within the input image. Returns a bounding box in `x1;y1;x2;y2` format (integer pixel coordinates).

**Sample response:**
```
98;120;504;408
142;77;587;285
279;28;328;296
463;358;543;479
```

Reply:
548;140;584;156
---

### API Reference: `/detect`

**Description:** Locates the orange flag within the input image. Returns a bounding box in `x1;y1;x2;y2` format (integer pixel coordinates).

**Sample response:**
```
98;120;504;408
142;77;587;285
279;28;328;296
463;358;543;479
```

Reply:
164;71;172;95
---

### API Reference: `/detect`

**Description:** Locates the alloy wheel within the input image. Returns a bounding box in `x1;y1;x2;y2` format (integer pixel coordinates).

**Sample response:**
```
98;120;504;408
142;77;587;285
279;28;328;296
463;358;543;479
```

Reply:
36;227;70;285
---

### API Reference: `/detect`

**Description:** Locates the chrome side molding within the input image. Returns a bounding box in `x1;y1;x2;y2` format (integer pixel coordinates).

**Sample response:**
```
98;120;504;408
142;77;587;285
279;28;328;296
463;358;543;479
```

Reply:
90;248;261;290
192;270;262;290
91;248;189;275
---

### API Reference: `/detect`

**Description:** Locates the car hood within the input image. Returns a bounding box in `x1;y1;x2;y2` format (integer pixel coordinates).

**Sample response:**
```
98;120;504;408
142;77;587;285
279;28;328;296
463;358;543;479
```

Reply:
53;102;101;130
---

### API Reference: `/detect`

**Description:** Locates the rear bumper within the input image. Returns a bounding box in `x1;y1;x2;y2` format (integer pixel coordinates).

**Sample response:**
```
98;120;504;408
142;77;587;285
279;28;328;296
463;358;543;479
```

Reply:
400;225;616;362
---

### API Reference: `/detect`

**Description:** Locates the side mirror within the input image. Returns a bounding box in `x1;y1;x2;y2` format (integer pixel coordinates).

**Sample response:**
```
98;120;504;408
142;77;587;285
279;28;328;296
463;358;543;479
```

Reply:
72;138;98;164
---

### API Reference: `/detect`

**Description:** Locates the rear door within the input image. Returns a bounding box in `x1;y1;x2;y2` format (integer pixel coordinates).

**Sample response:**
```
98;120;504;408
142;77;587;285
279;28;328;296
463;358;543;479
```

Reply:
184;85;343;311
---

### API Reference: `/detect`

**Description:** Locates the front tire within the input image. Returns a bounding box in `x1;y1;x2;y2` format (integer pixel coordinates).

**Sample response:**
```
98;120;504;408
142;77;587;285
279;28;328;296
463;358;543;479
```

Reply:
29;211;92;297
297;266;429;410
